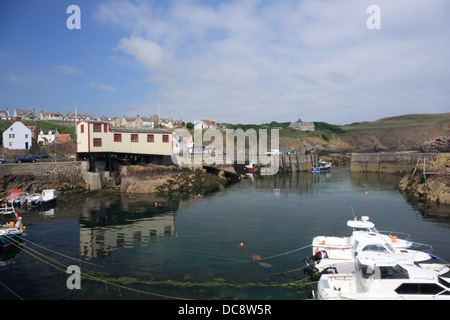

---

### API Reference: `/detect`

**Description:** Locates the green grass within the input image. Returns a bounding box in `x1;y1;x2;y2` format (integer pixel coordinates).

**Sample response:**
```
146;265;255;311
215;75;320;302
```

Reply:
0;120;76;137
342;113;450;132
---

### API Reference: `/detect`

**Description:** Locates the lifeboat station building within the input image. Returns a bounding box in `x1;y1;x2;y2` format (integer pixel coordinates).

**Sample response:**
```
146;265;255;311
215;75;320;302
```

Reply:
76;120;173;172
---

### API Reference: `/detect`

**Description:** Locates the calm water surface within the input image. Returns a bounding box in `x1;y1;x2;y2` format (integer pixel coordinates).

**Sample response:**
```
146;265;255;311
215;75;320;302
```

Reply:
0;167;449;300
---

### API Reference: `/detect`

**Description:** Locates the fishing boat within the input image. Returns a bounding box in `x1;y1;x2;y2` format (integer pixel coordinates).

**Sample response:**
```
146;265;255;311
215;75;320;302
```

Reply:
0;201;16;215
4;189;22;204
0;220;24;248
315;251;450;300
311;159;331;172
0;210;25;248
29;189;58;207
244;161;255;173
11;192;31;207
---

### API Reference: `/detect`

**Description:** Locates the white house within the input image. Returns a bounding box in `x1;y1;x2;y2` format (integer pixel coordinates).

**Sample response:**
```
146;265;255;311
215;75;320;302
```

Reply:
37;129;60;146
2;121;32;150
194;120;216;130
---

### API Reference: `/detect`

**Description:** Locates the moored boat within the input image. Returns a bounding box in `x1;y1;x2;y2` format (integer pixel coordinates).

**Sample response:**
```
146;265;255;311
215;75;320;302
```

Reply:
0;201;16;215
244;161;255;173
0;217;25;248
315;251;450;300
311;159;331;172
304;216;435;281
30;189;58;207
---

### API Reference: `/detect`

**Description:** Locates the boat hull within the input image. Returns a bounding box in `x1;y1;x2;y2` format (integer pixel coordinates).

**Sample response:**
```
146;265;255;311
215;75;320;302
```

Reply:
31;195;58;207
0;231;23;248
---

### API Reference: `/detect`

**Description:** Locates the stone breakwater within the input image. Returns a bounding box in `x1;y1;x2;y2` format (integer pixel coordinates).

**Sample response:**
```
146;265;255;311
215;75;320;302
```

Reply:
350;152;438;174
398;154;450;205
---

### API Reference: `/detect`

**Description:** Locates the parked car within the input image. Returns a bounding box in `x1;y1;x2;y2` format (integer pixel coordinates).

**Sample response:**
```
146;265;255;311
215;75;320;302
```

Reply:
29;154;44;160
266;149;280;155
15;156;36;163
0;158;6;164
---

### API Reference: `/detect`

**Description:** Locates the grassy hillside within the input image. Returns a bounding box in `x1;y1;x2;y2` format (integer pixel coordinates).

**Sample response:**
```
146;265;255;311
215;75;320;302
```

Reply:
0;120;76;137
343;113;450;132
341;113;450;151
222;113;450;153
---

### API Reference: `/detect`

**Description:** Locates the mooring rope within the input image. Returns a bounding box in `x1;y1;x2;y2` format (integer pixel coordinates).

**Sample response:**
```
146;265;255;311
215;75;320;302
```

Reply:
4;234;317;299
0;280;23;300
261;244;312;260
14;234;103;267
4;235;192;300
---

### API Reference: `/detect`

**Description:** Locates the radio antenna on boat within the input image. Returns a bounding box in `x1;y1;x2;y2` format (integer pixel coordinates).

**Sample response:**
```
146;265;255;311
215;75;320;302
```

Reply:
351;206;356;220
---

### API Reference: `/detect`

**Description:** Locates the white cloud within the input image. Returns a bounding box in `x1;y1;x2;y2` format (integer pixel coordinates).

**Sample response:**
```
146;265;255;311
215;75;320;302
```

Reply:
7;75;25;85
55;64;83;75
95;0;450;124
88;82;117;93
117;36;164;71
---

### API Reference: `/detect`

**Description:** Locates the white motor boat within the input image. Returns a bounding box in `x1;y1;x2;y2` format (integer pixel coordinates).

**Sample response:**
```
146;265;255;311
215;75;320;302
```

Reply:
304;216;432;266
303;216;437;283
315;251;450;300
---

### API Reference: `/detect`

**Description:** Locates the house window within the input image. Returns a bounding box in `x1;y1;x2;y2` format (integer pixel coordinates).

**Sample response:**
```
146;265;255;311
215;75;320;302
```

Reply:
93;138;102;147
81;125;84;133
147;134;154;142
114;134;122;142
131;134;139;142
93;124;101;132
162;135;169;143
104;124;108;132
25;134;28;138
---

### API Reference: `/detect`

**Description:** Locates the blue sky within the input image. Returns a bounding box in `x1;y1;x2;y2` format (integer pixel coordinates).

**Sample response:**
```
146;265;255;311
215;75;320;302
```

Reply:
1;0;449;125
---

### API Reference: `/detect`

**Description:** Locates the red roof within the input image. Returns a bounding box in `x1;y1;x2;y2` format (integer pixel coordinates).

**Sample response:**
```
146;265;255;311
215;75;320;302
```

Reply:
203;120;215;126
58;134;71;143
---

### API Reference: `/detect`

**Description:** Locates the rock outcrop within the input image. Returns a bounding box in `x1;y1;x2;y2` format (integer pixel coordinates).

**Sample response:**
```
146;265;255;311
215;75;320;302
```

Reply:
420;136;450;153
398;154;450;205
118;164;237;196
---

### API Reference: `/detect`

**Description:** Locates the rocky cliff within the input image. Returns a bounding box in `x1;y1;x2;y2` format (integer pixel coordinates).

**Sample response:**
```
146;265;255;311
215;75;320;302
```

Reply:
398;154;450;205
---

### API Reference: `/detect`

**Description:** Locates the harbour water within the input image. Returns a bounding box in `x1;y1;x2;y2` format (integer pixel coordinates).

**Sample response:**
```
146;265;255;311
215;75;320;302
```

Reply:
0;167;448;300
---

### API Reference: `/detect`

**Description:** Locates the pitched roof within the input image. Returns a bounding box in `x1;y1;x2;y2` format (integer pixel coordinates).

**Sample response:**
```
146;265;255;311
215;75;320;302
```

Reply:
58;134;71;142
203;120;215;126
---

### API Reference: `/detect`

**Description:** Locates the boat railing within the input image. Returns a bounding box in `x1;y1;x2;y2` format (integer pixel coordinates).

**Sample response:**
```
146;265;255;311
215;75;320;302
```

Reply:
378;230;412;242
409;241;434;254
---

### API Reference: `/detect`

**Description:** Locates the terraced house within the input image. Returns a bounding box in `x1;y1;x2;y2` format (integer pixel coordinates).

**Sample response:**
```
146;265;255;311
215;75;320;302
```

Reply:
76;120;173;171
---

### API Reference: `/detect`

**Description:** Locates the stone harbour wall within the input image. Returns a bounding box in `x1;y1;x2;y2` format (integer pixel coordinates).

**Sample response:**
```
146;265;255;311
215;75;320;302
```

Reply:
0;161;87;194
350;152;437;174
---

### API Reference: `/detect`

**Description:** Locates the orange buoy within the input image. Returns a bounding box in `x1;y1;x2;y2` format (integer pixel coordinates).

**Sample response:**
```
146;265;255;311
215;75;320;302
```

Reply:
240;242;244;248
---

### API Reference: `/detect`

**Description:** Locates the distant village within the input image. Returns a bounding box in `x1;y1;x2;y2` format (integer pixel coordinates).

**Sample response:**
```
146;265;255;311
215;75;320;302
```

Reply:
0;106;315;156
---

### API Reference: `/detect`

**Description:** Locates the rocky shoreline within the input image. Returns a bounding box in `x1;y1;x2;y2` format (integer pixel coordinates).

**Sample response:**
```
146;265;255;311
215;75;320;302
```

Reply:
117;164;239;196
398;154;450;205
0;163;243;199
